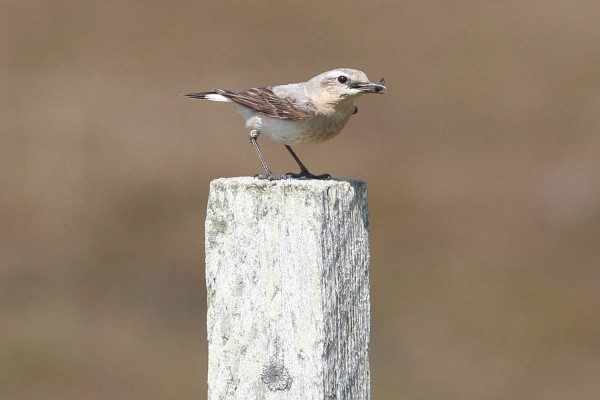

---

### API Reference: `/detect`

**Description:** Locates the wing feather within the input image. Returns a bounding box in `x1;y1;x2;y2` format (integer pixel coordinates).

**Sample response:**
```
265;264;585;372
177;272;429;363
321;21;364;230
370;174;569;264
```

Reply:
215;87;317;119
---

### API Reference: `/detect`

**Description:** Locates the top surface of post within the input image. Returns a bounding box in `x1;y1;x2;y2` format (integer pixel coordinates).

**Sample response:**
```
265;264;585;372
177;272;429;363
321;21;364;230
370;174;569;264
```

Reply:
209;176;366;189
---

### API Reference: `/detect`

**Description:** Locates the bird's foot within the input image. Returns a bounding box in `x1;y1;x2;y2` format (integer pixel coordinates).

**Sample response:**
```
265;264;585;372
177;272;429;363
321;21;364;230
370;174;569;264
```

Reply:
285;169;332;180
254;172;291;181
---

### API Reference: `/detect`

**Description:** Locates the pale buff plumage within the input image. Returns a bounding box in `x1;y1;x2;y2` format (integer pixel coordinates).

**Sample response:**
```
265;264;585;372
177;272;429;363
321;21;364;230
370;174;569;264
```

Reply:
184;68;386;180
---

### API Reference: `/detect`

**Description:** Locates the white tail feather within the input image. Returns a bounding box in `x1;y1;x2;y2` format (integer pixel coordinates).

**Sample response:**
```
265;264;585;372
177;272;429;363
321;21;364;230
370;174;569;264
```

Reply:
204;94;231;102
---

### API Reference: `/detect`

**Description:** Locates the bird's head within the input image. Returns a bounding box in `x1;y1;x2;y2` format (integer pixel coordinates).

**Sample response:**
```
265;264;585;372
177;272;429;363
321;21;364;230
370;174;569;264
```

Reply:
309;68;386;104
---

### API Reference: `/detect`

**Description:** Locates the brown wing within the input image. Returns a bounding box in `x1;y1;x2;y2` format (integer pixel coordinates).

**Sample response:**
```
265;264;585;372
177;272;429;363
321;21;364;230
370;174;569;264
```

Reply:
215;87;317;119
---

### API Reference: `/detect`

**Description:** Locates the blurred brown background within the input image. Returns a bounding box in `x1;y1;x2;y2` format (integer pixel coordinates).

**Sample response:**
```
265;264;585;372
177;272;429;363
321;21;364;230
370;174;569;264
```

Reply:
2;1;600;399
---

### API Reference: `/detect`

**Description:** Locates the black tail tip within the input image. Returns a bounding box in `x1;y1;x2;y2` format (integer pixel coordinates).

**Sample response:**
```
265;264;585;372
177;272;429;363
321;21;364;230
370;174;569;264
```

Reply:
182;92;205;99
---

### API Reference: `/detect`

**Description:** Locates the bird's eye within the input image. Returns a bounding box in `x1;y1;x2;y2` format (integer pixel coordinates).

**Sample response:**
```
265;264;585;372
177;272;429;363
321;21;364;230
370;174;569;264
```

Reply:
337;76;348;84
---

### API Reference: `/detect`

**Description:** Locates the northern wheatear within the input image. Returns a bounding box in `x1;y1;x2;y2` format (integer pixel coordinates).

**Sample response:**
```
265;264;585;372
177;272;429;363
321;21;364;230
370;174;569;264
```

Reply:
184;68;386;180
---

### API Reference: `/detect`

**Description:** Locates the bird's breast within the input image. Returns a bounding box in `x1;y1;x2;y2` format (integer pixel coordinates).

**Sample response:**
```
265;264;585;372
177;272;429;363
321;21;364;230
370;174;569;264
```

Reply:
263;112;352;144
237;103;355;145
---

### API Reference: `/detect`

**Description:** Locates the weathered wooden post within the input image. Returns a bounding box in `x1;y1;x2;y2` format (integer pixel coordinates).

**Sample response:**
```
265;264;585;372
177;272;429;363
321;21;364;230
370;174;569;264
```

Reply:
205;177;370;399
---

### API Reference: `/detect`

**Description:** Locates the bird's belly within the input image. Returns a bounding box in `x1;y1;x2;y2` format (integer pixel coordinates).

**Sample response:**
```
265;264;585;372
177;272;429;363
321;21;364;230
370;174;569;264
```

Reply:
256;115;350;145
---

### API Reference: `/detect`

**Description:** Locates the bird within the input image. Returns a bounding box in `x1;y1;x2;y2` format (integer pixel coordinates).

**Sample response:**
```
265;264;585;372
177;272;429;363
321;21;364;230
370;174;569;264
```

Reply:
184;68;386;180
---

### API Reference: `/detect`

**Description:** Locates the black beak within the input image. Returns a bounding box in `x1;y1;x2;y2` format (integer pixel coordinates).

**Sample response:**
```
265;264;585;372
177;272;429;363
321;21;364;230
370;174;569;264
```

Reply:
350;77;387;94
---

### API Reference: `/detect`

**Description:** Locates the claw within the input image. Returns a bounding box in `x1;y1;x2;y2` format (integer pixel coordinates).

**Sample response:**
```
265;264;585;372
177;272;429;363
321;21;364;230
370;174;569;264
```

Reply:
254;173;291;181
285;171;332;180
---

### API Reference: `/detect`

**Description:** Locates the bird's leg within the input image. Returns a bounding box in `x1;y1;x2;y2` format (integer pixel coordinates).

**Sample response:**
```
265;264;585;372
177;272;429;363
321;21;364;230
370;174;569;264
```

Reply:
249;130;289;180
284;145;331;180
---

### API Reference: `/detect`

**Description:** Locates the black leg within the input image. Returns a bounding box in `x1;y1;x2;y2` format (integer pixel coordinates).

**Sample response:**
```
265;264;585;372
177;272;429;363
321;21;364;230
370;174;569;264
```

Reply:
249;130;289;180
284;145;331;180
